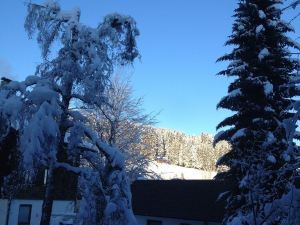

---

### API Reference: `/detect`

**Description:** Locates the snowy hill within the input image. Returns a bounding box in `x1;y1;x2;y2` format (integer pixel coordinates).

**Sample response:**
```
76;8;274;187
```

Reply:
148;161;217;180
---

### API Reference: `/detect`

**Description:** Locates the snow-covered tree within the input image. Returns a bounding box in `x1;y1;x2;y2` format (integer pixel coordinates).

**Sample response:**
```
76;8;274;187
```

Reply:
0;1;140;224
139;126;163;160
215;0;300;224
87;74;156;181
0;78;21;194
0;127;20;195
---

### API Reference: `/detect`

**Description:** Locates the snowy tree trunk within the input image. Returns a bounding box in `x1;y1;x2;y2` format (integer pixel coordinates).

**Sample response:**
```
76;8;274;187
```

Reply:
40;106;70;225
40;167;54;225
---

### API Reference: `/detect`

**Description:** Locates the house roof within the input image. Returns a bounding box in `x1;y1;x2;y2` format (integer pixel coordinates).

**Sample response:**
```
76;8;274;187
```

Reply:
131;180;233;222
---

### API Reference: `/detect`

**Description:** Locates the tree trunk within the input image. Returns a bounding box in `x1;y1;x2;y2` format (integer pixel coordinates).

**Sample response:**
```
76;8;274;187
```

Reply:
40;167;54;225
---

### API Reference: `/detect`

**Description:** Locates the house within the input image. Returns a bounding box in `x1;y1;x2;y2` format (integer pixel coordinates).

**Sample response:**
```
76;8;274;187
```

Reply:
0;180;231;225
0;199;76;225
132;180;231;225
0;184;77;225
0;127;231;224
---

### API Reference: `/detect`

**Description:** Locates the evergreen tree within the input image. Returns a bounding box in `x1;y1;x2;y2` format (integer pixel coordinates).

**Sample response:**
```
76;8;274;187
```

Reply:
215;0;300;224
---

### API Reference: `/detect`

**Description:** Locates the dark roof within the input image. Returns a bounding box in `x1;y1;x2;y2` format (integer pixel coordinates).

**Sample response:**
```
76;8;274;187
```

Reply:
131;180;233;222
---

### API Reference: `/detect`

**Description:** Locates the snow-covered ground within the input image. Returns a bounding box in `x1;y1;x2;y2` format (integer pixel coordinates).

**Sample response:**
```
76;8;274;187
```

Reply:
148;161;216;180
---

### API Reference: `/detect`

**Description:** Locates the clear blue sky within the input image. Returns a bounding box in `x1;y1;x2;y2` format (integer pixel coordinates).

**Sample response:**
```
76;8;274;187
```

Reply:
0;0;299;135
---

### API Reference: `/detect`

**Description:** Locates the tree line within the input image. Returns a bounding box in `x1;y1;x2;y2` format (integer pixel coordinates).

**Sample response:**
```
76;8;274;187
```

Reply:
138;127;230;172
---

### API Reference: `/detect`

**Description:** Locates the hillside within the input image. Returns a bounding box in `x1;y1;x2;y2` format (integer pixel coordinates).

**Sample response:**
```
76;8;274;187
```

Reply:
148;161;217;180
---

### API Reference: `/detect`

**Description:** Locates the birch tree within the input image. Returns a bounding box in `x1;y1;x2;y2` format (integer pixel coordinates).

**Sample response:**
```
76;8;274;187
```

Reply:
0;1;140;224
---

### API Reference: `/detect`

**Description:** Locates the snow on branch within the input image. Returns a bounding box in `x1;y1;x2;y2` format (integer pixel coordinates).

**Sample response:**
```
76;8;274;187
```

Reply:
281;0;300;11
80;122;125;169
55;162;83;174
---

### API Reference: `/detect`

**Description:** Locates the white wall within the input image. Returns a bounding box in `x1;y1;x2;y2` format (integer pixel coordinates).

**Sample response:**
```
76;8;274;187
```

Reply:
6;199;75;225
1;199;221;225
135;215;221;225
50;200;76;225
8;199;43;225
0;199;8;225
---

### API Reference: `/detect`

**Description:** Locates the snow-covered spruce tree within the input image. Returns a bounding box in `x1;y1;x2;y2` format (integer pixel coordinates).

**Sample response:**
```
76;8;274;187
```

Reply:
0;1;139;224
215;0;300;224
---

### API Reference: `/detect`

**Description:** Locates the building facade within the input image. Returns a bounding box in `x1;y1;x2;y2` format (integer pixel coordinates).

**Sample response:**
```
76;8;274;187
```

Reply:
0;180;231;225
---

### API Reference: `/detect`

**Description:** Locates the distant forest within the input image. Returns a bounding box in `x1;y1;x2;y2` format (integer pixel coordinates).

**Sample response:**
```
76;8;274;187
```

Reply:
139;127;230;172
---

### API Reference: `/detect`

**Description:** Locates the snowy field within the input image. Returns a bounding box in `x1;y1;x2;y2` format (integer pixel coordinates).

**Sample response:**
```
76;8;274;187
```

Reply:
148;161;216;180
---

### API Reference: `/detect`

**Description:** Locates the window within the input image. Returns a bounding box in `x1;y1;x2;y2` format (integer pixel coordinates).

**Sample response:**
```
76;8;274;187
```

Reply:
18;204;32;225
147;220;162;225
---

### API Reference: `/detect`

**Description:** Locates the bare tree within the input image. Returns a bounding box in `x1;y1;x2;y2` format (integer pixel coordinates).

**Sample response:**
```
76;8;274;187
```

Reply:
88;75;157;181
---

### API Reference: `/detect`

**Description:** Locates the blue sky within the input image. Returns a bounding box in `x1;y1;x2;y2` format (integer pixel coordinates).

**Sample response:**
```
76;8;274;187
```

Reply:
0;0;298;135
